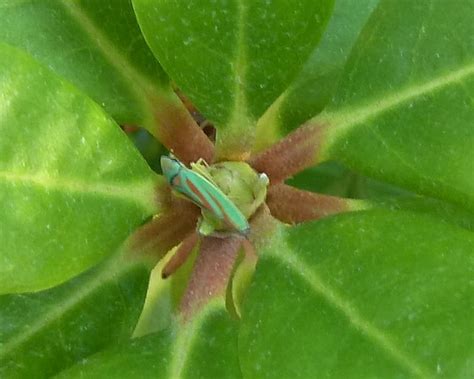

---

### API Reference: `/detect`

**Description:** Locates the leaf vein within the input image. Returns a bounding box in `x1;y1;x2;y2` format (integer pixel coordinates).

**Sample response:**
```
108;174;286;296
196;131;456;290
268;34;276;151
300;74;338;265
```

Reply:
0;259;122;359
322;61;474;148
268;249;433;378
58;0;158;103
168;300;224;378
226;0;249;129
0;171;157;212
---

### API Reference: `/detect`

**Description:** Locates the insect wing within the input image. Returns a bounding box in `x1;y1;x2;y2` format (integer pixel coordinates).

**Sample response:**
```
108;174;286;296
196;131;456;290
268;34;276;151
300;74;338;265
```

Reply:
183;171;249;235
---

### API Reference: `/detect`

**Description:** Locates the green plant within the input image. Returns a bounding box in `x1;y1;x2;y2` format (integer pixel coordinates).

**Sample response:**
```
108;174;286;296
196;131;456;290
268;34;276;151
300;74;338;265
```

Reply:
1;0;473;378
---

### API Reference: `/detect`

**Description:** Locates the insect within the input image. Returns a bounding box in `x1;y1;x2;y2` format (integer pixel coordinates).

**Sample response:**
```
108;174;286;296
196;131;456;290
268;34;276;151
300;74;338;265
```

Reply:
160;155;250;237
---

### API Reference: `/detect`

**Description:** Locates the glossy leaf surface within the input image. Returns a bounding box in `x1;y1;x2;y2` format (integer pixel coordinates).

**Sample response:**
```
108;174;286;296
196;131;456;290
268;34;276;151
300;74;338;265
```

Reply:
56;300;241;379
240;210;474;378
0;43;162;293
287;161;408;198
0;1;472;377
314;0;474;210
133;0;334;155
0;255;149;379
0;0;168;126
255;0;379;149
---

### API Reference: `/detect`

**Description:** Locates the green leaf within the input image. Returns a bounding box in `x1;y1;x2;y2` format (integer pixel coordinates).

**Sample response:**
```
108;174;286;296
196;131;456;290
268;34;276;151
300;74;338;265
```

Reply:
288;162;414;200
0;0;216;161
286;161;378;198
0;254;150;379
0;43;163;294
133;0;334;156
240;210;474;378
350;196;474;234
56;300;241;379
0;0;168;127
286;163;474;232
287;165;474;232
314;0;474;210
255;0;379;150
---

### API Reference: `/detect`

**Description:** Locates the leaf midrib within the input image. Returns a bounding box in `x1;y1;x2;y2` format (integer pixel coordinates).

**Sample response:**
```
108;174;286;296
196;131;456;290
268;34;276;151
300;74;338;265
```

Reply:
266;243;433;378
58;0;159;104
222;0;251;138
168;300;226;378
320;61;474;153
0;258;129;359
0;170;158;212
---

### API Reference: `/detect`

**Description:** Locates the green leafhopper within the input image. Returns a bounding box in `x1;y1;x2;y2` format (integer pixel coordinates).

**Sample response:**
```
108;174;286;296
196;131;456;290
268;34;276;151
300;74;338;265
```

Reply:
160;155;250;236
